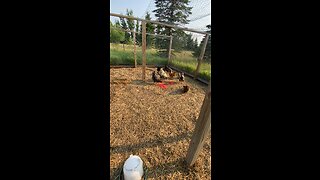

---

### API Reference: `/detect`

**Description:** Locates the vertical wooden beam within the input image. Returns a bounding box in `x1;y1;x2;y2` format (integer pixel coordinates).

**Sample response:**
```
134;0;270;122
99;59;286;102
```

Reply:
133;29;137;68
186;81;212;166
194;34;210;79
142;21;147;81
168;36;173;64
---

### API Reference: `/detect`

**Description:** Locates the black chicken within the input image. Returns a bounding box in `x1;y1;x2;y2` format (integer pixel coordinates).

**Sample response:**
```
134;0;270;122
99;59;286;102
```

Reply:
152;71;162;82
178;72;185;81
182;85;190;93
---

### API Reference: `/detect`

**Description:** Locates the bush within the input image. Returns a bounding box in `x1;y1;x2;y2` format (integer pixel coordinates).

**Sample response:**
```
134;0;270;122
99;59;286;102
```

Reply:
110;29;125;43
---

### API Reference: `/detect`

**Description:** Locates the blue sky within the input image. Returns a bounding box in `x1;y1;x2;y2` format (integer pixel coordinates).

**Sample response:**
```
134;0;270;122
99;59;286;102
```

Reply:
110;0;148;19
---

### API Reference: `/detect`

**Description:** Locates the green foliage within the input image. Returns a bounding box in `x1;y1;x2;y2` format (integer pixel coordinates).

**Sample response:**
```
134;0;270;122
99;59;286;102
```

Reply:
126;9;135;38
135;20;141;45
109;43;211;81
118;9;135;44
145;12;155;48
135;12;156;48
119;17;130;43
193;25;212;61
110;21;125;43
110;44;167;65
153;0;192;25
152;0;198;53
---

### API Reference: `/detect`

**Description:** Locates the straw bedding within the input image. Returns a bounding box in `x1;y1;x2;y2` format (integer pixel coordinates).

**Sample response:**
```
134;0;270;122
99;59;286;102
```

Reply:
110;67;211;179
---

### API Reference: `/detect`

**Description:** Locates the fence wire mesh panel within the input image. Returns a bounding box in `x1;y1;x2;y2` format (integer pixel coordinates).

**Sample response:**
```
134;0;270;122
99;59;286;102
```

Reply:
144;34;170;66
196;33;211;82
110;9;212;179
110;17;138;66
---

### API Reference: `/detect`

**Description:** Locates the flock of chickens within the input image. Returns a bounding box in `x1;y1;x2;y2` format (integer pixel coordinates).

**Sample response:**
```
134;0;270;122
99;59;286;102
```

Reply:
152;65;190;93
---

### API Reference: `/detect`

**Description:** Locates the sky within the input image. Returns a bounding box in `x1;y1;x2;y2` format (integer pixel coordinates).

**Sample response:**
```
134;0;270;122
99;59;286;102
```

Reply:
110;0;148;18
110;0;211;42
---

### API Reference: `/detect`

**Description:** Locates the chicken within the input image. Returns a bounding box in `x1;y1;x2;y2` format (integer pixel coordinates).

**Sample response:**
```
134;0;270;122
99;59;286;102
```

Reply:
182;85;190;93
163;65;173;73
152;71;162;82
178;72;185;81
158;68;169;79
169;72;176;78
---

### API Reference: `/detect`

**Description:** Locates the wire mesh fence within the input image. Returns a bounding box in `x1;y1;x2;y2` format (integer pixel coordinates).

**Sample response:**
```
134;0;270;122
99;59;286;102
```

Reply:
110;13;211;82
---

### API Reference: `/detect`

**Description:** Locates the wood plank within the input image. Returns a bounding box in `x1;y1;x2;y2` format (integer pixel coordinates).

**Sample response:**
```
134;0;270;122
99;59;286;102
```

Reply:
110;12;211;35
186;81;212;166
142;21;147;81
168;36;173;64
194;34;210;79
133;28;137;68
110;27;171;38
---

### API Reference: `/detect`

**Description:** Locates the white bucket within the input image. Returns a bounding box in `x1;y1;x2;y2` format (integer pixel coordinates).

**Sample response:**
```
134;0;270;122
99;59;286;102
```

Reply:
123;155;144;180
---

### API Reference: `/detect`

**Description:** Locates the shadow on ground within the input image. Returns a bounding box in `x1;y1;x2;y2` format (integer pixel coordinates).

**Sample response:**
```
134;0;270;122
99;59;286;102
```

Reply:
110;131;193;155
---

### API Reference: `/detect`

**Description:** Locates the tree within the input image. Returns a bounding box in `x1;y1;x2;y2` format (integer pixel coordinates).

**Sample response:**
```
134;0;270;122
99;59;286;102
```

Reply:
204;25;212;61
145;12;155;48
119;9;135;44
126;9;135;39
135;20;141;45
119;17;130;43
193;25;211;61
194;38;198;49
110;20;125;43
186;33;194;51
152;0;192;51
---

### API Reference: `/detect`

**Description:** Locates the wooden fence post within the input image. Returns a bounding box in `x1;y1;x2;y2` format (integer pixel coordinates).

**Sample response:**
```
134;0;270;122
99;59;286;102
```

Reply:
142;21;147;81
194;34;209;79
168;36;173;64
133;27;137;68
186;81;212;166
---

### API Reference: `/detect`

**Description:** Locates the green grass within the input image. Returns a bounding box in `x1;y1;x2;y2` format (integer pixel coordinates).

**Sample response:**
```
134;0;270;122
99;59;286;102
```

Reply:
110;43;167;65
110;43;211;81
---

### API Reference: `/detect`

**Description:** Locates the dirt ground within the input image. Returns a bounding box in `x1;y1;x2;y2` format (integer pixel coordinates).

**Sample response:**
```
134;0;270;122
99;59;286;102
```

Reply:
110;67;211;179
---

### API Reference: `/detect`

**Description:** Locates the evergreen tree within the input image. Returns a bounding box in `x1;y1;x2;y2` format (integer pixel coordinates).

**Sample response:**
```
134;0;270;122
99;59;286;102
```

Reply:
119;16;130;43
135;20;141;46
145;12;155;48
194;38;198;49
115;20;121;27
204;25;212;61
126;9;135;39
185;33;195;50
193;25;211;61
152;0;192;51
119;9;135;44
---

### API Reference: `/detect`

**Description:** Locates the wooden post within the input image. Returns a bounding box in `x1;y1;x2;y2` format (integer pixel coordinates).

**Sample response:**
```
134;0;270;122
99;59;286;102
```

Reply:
133;29;137;68
186;81;212;166
194;34;209;79
168;36;173;64
142;21;147;81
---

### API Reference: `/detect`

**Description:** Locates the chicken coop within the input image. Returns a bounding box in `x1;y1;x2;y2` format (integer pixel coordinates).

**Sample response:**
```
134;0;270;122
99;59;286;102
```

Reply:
110;12;212;179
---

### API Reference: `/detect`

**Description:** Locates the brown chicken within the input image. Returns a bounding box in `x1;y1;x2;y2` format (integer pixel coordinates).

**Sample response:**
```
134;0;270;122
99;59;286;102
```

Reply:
169;72;176;78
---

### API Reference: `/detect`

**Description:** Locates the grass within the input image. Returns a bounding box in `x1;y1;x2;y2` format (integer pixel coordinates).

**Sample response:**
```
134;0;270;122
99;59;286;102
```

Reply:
110;43;211;81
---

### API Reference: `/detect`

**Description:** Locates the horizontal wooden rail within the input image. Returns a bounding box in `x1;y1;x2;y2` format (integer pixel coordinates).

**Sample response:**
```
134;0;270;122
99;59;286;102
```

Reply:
110;27;171;38
110;12;211;35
